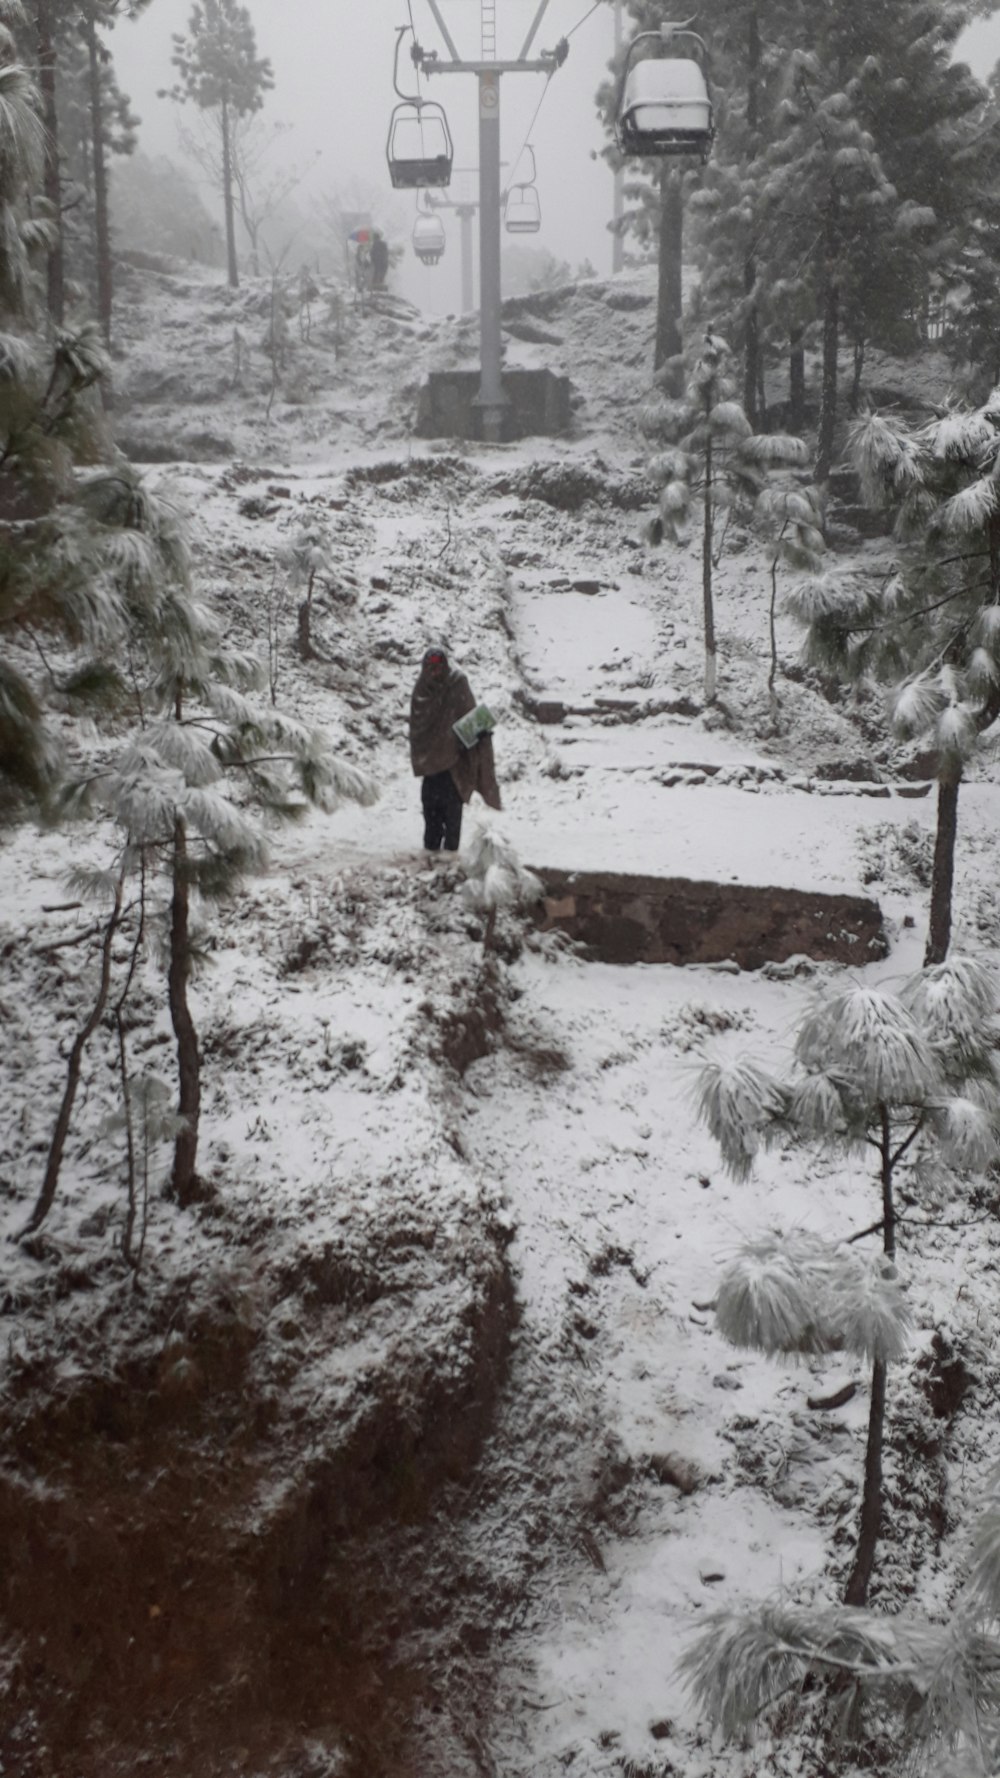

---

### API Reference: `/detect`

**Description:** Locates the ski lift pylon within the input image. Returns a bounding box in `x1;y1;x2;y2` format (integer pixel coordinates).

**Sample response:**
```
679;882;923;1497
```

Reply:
616;28;714;162
413;210;446;265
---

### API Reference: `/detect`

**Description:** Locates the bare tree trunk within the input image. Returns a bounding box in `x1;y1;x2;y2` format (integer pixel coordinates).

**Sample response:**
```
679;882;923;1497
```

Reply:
21;875;124;1234
849;332;866;413
743;259;759;431
115;852;147;1268
297;566;316;660
767;526;787;716
789;324;805;432
816;205;840;483
844;1108;896;1606
843;1356;887;1606
221;95;239;288
702;425;716;703
925;766;960;966
654;167;684;394
168;814;201;1203
742;6;760;427
84;4;112;343
35;0;64;325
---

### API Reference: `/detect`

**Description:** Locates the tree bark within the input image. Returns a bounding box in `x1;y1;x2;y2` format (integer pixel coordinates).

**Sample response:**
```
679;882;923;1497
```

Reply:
168;814;202;1203
221;95;239;288
703;422;716;703
789;324;805;432
815;205;840;482
21;875;124;1234
84;5;112;343
843;1109;897;1605
843;1355;887;1606
742;6;760;428
925;765;960;965
654;167;683;394
35;0;65;325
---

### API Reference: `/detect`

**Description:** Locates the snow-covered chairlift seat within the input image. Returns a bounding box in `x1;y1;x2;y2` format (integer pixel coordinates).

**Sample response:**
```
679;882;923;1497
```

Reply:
413;212;446;265
617;58;714;160
387;102;454;189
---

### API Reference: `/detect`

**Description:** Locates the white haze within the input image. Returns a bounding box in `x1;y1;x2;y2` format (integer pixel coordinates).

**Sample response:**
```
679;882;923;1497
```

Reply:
110;4;1000;314
111;0;619;312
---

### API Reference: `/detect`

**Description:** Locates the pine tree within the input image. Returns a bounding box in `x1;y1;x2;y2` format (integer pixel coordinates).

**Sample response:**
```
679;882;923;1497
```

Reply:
696;961;1000;1607
164;0;274;289
0;34;148;821
33;472;378;1212
683;1472;1000;1773
53;2;143;341
642;333;808;702
788;399;1000;963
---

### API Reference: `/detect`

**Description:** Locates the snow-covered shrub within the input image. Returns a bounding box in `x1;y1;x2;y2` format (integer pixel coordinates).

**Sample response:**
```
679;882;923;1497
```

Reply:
460;823;543;953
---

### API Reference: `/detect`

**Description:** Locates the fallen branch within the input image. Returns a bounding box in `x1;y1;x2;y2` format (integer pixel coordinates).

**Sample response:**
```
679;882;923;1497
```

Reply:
806;1382;858;1411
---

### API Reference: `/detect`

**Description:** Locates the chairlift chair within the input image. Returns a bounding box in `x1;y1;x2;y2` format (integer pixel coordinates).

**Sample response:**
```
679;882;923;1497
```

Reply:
413;211;447;265
616;48;714;161
386;99;454;188
504;183;541;235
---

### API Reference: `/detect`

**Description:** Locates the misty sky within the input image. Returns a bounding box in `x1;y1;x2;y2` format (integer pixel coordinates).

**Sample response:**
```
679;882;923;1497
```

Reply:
111;2;1000;314
112;0;618;311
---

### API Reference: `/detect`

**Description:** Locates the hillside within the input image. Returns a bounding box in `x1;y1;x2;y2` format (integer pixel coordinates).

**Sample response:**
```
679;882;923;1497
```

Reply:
2;259;999;1778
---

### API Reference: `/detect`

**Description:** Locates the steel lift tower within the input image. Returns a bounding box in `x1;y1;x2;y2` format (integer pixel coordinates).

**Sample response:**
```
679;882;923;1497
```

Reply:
414;1;568;442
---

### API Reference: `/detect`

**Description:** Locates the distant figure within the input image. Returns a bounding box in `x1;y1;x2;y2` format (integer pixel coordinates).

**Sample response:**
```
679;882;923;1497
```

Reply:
409;646;501;853
354;239;372;302
370;229;389;291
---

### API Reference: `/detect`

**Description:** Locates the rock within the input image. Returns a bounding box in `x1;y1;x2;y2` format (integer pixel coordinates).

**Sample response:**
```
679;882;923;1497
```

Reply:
713;1372;743;1390
647;1452;704;1495
761;954;818;981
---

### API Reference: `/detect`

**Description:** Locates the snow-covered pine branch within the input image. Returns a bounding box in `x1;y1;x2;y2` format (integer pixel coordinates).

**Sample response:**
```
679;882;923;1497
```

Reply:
694;1056;788;1181
715;1230;910;1364
795;984;937;1104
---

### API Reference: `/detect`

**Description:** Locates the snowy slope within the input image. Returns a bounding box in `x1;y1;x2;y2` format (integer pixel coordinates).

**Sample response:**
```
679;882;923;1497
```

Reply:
1;260;998;1778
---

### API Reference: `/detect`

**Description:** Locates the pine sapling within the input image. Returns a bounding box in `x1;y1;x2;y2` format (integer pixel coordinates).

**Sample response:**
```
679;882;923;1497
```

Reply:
461;822;542;957
695;962;1000;1608
643;334;809;704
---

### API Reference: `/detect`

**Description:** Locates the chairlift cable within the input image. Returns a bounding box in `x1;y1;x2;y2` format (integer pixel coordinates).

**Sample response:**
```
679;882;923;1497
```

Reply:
565;0;603;39
506;71;553;189
506;3;596;193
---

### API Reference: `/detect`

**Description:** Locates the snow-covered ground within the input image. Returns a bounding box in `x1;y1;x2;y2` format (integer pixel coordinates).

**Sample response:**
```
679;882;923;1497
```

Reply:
3;262;998;1778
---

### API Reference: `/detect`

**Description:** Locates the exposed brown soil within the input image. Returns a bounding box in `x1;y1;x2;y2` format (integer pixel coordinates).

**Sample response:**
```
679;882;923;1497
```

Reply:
533;868;887;968
0;1200;515;1778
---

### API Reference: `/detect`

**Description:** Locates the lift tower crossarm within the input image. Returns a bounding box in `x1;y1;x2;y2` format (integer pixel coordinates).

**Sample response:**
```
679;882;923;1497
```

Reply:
518;0;552;60
418;55;562;74
423;0;462;61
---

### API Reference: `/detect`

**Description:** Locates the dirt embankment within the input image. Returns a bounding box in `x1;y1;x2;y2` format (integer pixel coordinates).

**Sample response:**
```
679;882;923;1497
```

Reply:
0;871;521;1778
1;1188;514;1778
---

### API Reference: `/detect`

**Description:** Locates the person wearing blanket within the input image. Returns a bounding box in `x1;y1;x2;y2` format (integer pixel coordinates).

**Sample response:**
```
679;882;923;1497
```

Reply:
408;646;501;852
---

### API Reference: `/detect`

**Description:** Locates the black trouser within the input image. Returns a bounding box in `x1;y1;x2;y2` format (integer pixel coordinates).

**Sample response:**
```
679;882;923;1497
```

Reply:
422;770;463;851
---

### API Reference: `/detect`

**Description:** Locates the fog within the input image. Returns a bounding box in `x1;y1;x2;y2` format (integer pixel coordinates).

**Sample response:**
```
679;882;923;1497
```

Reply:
112;0;619;312
110;3;1000;314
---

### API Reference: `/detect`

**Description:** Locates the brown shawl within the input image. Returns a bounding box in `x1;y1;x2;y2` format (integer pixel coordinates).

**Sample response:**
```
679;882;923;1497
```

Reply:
409;654;502;810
